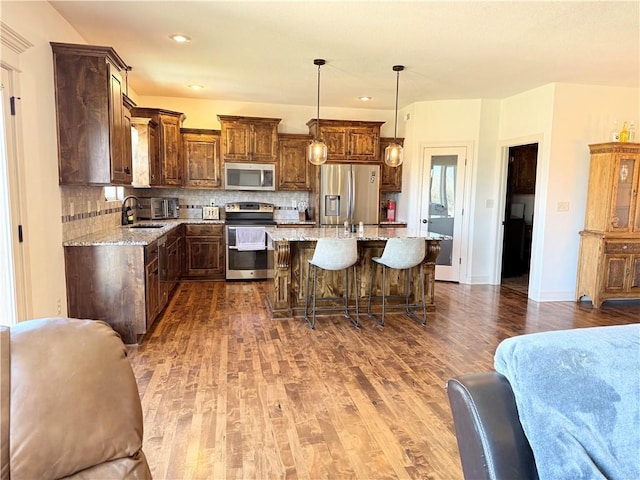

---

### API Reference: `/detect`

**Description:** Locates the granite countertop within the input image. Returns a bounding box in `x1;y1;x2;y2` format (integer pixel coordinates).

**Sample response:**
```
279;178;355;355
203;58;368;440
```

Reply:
265;226;448;242
276;220;317;226
63;219;225;246
64;220;435;247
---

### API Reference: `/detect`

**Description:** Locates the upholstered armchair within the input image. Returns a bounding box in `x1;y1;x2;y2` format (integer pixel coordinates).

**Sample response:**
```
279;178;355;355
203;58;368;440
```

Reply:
1;317;151;479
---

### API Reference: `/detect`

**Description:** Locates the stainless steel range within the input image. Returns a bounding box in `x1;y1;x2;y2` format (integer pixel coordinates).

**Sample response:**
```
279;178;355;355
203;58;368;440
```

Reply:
225;202;276;280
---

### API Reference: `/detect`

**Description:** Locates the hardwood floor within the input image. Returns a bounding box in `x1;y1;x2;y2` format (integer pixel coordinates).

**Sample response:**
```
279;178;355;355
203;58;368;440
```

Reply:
127;281;639;479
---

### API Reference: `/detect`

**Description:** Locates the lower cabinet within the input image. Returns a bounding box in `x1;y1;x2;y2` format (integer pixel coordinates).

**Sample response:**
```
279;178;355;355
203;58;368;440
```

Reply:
165;226;183;295
576;232;640;308
184;224;225;279
145;241;161;326
64;226;182;344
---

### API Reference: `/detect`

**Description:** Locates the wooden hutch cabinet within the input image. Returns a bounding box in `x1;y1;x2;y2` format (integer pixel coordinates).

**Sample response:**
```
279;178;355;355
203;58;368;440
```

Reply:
380;137;404;192
306;119;383;163
277;134;314;191
51;42;133;185
181;128;222;188
576;142;640;308
131;108;185;186
218;115;280;163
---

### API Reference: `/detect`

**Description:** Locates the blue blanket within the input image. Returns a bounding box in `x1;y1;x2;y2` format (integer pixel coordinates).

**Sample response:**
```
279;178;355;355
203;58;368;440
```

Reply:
494;324;640;480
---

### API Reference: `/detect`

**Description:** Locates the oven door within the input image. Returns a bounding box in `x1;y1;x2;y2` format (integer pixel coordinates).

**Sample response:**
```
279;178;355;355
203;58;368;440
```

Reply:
225;225;273;280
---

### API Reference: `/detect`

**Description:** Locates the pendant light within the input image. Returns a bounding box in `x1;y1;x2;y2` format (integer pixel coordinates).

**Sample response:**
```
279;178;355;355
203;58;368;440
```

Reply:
385;65;405;167
307;59;328;166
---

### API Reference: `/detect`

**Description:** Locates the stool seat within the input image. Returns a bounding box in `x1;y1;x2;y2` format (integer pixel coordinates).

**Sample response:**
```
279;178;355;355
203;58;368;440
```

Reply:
368;237;427;327
309;238;358;270
305;237;360;329
372;237;426;270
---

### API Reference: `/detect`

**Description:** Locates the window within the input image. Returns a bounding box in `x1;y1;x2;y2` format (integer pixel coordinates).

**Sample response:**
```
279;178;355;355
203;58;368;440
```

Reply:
104;186;124;201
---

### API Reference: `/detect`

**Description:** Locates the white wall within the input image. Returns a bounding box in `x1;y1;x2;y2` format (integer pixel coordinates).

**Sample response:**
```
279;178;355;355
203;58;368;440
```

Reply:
470;99;501;284
498;83;639;301
2;1;86;318
542;83;639;300
401;99;482;229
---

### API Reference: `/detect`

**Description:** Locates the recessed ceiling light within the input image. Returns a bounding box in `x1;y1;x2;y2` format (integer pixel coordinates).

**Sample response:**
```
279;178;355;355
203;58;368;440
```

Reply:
358;96;373;102
170;34;191;43
188;84;204;91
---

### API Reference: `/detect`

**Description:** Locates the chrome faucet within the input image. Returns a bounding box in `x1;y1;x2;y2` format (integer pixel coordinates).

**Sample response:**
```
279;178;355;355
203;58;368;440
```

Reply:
121;195;142;225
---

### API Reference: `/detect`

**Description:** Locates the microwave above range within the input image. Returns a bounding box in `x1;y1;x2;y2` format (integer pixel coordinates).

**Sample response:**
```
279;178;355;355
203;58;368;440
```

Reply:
224;162;275;191
138;197;179;220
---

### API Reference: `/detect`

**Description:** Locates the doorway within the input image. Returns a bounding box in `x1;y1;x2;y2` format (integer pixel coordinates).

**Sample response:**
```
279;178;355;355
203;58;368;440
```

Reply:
501;143;538;294
419;146;467;282
0;65;28;326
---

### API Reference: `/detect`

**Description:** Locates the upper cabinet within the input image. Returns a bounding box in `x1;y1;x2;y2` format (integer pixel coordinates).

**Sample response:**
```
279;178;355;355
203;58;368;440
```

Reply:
218;115;280;163
277;134;314;191
306;119;384;163
584;142;640;233
181;128;222;188
508;143;537;195
51;42;133;185
380;137;404;192
131;117;158;187
131;108;185;186
119;94;135;184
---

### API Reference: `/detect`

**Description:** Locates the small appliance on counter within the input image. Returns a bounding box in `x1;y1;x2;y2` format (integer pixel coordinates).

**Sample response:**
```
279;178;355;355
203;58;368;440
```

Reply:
137;197;179;220
202;206;220;220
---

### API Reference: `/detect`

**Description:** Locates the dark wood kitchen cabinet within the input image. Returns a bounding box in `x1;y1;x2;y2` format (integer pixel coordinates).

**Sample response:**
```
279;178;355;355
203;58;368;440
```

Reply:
380;137;404;192
64;227;183;344
306;119;383;163
165;226;183;296
145;241;161;326
121;94;135;183
184;224;225;279
277;134;314;191
508;143;537;194
218;115;280;163
181;128;222;188
65;244;151;344
51;42;133;185
131;107;185;186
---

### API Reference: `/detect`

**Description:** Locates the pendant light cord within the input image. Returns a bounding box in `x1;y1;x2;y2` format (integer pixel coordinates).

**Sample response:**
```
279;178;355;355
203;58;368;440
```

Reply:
393;69;399;142
391;65;404;143
316;63;321;127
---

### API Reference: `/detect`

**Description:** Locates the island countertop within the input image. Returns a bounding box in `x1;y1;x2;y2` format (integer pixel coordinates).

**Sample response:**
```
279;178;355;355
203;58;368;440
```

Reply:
265;226;449;242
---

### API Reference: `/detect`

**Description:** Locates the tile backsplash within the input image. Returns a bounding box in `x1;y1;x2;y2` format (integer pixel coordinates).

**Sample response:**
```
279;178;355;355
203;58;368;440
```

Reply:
61;186;311;241
61;186;123;242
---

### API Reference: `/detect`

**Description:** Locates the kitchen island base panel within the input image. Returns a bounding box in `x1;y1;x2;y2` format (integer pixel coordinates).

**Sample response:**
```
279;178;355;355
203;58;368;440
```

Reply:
268;239;440;320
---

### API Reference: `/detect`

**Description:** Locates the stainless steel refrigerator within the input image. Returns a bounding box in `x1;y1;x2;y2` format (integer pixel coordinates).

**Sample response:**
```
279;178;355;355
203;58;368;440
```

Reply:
319;164;380;225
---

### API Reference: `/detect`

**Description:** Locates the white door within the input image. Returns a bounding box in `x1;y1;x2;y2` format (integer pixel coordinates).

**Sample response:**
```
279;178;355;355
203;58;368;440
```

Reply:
419;146;467;282
0;66;27;325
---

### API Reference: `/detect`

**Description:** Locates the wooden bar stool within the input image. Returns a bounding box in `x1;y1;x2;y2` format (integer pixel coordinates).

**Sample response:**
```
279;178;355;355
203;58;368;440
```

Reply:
367;237;427;327
304;237;360;330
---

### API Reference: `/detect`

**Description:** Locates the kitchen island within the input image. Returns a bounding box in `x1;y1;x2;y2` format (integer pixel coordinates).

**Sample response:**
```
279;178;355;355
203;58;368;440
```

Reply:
265;226;443;321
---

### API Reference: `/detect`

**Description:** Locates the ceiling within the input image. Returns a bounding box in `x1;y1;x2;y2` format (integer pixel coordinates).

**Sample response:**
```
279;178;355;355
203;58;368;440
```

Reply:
49;1;640;110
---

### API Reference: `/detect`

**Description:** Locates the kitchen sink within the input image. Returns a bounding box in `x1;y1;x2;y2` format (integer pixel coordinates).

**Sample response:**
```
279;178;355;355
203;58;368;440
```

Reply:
128;224;165;229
